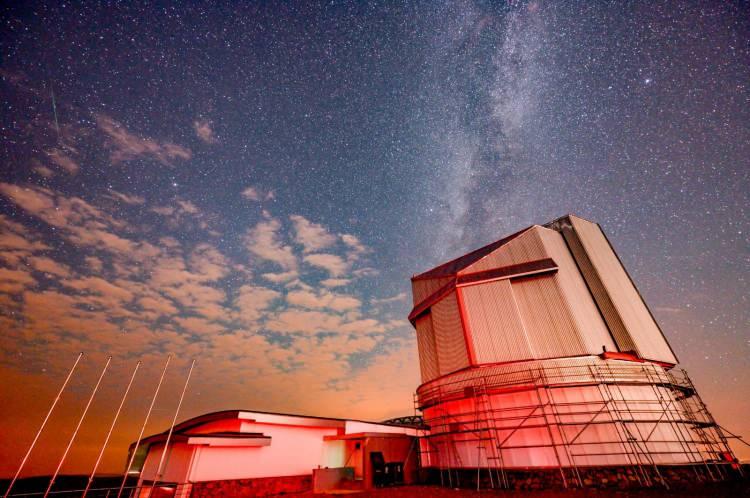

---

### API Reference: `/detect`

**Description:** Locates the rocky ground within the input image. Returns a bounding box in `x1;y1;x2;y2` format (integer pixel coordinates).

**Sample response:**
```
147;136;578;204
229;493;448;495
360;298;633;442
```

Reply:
306;481;750;497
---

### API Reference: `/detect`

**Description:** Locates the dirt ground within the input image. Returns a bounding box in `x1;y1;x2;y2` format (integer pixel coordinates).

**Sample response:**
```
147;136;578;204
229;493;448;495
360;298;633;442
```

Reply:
304;481;750;497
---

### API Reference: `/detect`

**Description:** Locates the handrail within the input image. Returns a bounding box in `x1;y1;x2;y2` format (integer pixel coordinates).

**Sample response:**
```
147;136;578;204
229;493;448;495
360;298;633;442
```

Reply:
416;360;692;409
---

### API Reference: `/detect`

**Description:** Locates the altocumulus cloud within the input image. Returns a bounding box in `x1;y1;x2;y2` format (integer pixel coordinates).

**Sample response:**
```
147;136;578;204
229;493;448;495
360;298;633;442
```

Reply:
0;182;417;432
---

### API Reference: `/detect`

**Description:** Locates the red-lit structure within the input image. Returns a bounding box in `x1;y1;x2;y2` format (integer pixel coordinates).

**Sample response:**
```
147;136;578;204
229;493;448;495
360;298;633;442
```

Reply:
410;215;738;488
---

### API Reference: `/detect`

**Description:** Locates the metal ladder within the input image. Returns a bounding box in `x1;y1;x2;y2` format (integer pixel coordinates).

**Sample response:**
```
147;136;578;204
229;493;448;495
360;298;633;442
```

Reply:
432;384;463;488
677;370;739;478
471;379;507;489
536;368;582;488
642;365;712;481
594;366;653;487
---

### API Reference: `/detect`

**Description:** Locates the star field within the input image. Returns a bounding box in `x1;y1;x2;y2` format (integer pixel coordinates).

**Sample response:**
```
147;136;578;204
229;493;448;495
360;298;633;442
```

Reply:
0;1;748;475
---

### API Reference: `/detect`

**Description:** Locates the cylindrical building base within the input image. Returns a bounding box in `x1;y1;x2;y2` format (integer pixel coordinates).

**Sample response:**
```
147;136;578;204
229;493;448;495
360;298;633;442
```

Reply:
416;356;737;483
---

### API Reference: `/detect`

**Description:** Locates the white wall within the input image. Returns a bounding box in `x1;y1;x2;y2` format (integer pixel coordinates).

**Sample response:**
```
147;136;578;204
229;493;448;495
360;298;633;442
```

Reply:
186;423;339;481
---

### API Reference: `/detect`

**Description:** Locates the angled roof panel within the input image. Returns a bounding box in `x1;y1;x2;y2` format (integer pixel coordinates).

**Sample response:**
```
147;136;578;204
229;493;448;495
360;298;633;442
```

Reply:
412;226;532;280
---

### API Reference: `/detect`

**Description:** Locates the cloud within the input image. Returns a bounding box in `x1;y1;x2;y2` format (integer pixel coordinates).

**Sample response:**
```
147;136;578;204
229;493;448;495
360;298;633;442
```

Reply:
338;318;385;334
107;190;145;205
241;186;275;202
174;316;225;336
0;183;57;217
0;180;420;475
0;268;36;294
138;295;179;319
265;305;390;335
194;119;217;144
333;344;419;419
152;199;199;217
0;214;50;265
291;334;381;358
63;276;135;304
321;278;351;288
148;250;231;320
303;253;349;276
341;233;370;260
46;148;80;174
178;200;199;214
290;215;337;253
286;289;361;312
371;292;407;305
244;216;297;271
266;310;343;335
97;115;191;165
84;256;104;272
352;267;379;278
0;183;141;256
189;243;230;281
32;165;55;178
261;270;299;284
234;284;281;324
29;256;72;278
165;280;227;320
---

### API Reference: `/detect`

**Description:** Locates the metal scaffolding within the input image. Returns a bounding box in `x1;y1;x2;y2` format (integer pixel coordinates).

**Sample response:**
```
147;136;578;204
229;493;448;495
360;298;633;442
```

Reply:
414;360;740;489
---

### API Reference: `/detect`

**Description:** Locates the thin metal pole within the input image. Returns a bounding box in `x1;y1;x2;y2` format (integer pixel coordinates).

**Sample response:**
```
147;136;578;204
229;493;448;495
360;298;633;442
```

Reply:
82;361;141;498
3;352;83;498
117;355;171;498
147;359;195;494
44;356;111;498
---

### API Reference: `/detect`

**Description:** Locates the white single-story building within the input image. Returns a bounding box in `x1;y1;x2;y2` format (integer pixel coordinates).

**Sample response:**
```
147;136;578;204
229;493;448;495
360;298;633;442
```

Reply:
129;410;419;497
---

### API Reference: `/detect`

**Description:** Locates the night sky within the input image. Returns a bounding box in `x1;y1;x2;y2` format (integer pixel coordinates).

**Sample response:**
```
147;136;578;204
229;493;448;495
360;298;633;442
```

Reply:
1;1;748;476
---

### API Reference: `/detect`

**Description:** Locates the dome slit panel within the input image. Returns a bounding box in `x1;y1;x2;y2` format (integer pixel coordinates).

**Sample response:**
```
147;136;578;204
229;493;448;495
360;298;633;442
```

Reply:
510;274;586;359
461;280;532;364
537;227;618;355
567;216;678;364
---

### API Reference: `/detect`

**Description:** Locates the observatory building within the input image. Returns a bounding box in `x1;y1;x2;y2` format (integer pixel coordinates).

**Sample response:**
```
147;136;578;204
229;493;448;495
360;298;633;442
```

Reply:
410;214;737;487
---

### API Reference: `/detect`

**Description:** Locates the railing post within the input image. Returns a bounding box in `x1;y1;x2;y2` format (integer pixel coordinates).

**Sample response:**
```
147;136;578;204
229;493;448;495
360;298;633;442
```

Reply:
117;355;172;498
83;361;141;498
44;356;112;498
3;352;83;498
146;360;196;495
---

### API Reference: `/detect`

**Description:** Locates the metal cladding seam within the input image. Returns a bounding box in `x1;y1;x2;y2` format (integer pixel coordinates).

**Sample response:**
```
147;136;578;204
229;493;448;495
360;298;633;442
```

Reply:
431;291;470;376
511;274;586;359
415;314;439;382
411;276;452;306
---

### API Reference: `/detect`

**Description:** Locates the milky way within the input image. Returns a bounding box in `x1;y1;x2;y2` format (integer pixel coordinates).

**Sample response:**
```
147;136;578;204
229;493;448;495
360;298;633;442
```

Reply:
1;1;748;475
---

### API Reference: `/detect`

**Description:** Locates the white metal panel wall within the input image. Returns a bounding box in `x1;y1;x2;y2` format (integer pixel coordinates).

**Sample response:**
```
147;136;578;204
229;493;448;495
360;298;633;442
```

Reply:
412;276;452;306
570;216;677;363
460;227;547;274
460;280;533;364
511;274;586;359
537;227;617;354
415;314;440;382
431;291;470;375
